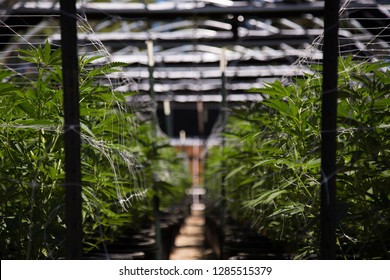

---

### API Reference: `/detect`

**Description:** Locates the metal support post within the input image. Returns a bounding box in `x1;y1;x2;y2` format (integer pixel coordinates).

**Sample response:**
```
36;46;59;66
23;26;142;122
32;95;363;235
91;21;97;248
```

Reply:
320;0;340;260
219;47;227;259
60;0;82;260
147;40;162;260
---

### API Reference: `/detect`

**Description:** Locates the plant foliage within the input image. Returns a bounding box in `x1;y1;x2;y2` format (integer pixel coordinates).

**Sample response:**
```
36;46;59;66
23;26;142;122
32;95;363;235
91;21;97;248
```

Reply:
0;42;191;259
205;57;390;259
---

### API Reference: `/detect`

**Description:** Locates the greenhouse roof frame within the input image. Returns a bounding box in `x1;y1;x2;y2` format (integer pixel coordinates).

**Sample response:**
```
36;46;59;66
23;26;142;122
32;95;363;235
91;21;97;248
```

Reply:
1;0;390;137
9;1;325;19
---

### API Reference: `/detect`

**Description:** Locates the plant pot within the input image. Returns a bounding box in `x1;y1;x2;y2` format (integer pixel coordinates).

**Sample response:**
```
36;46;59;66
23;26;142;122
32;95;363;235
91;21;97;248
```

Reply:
204;214;223;259
229;252;290;260
84;251;145;260
221;222;287;260
104;236;158;260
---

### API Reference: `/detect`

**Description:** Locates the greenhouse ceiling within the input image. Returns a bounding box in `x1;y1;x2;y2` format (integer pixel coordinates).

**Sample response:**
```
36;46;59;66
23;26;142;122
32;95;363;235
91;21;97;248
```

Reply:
1;0;389;137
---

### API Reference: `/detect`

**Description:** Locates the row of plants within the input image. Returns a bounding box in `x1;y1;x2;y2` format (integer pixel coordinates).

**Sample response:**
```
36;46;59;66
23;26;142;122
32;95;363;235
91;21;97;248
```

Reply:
0;42;191;259
205;57;390;259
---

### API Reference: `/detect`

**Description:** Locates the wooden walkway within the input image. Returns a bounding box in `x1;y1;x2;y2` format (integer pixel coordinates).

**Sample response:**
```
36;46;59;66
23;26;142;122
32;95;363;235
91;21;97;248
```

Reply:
169;207;214;260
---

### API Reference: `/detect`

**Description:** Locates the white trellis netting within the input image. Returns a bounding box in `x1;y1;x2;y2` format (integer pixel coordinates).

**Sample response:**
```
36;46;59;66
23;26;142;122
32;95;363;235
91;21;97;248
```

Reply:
0;0;151;259
0;0;148;200
203;0;390;259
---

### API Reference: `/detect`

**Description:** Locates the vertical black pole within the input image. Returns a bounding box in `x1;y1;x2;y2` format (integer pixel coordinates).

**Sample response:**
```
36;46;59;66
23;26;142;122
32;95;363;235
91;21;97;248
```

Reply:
60;0;82;260
147;40;162;260
219;47;227;259
320;0;340;260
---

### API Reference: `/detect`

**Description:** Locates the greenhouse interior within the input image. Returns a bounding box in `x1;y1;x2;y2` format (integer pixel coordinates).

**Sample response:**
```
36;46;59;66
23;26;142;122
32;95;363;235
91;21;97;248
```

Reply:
0;0;389;260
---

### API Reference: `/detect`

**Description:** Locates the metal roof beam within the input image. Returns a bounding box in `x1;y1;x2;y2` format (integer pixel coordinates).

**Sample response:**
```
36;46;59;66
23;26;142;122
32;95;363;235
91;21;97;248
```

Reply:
93;49;321;65
9;2;325;19
126;93;265;103
106;65;310;79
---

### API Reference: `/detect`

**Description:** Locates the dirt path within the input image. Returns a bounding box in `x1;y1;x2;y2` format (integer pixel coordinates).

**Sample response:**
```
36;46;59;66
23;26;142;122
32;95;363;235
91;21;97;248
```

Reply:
169;208;214;260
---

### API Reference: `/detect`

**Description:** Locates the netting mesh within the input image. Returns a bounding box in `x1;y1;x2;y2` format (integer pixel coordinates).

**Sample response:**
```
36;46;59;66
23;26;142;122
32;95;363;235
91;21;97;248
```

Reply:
0;1;150;259
204;0;389;259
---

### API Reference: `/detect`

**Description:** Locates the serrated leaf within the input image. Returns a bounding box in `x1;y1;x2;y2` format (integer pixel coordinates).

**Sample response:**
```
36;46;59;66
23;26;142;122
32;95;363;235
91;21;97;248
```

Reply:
80;122;96;138
244;189;287;208
268;204;305;218
373;99;390;110
225;165;245;180
263;99;296;118
44;40;51;65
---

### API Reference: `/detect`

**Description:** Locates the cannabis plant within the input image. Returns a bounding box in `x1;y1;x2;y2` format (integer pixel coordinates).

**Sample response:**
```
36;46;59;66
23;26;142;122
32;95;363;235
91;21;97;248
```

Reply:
1;41;191;259
0;42;144;258
205;57;389;259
